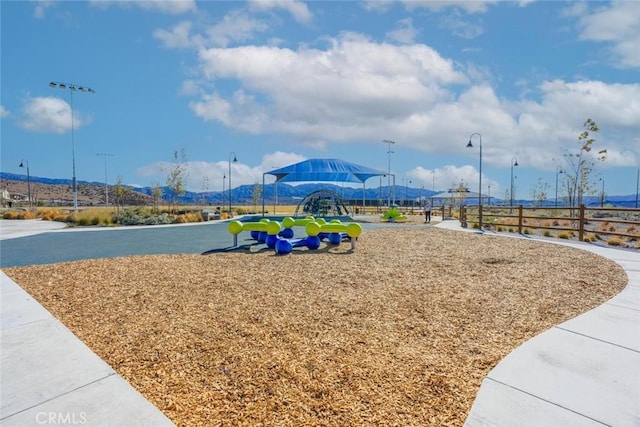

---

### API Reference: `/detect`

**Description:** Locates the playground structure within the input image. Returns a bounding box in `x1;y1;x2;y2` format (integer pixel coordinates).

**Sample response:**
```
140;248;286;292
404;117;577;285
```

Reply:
381;206;407;222
294;190;350;218
227;216;362;254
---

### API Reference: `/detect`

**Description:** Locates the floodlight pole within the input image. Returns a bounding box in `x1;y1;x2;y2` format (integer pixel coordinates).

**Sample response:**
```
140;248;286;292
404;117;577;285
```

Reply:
49;81;95;211
382;139;395;207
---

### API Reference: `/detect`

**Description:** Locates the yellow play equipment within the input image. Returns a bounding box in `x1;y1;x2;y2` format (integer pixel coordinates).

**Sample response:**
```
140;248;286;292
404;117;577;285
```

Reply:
381;207;407;222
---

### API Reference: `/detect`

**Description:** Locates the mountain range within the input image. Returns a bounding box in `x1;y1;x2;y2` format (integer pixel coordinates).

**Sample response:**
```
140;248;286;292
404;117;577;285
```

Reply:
2;172;638;208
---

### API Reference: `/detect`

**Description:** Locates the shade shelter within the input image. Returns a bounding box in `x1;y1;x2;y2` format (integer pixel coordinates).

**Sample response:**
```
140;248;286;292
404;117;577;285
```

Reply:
262;159;388;215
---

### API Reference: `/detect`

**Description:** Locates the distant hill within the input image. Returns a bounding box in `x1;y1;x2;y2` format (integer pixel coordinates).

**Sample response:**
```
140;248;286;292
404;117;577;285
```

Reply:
2;172;638;208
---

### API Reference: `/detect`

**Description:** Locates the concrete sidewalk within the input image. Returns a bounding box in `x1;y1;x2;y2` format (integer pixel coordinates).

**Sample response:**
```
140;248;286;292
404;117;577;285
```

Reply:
0;270;174;426
435;221;640;426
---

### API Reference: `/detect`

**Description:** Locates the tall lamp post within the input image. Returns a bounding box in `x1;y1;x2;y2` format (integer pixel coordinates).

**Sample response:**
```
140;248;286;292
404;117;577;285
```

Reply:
19;160;31;209
49;81;95;211
222;174;226;208
228;152;237;213
466;133;482;228
382;139;395;207
600;177;605;207
555;166;564;208
96;153;113;206
510;157;519;209
636;166;640;209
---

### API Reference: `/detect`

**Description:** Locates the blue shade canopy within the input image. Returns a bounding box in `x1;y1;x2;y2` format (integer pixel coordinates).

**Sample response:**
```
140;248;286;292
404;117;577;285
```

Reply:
265;159;386;183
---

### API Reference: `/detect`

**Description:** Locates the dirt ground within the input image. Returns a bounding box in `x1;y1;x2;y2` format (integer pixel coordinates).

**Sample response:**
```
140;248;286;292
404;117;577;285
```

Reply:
4;227;628;426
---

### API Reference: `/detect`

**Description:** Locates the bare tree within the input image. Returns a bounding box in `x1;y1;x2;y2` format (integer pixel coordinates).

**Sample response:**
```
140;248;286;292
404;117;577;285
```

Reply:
114;176;132;215
150;181;163;213
165;149;189;213
252;181;262;212
529;178;550;207
564;119;606;207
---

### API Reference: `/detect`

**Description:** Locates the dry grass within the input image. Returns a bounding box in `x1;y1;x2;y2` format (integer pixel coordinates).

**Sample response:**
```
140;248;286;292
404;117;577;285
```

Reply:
4;228;627;426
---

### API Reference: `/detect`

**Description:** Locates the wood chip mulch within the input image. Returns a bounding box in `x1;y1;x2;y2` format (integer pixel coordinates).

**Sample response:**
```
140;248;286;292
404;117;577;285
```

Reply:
4;228;627;426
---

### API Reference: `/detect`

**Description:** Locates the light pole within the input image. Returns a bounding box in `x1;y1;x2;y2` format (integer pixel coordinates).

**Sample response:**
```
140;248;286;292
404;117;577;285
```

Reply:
19;160;31;209
222;174;226;208
636;166;640;209
49;81;95;211
488;184;491;206
228;152;237;213
600;177;605;207
382;139;395;207
96;153;113;206
271;166;279;214
555;166;564;208
510;157;519;209
467;132;482;207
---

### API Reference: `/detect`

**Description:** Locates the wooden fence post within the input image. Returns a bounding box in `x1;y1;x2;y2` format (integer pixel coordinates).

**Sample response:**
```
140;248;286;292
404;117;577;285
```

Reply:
579;204;585;241
518;205;523;234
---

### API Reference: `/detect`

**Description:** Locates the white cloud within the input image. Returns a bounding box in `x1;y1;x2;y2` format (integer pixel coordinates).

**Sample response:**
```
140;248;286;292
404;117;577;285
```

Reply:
154;11;269;49
402;1;498;14
153;21;194;49
439;11;484;39
248;0;313;24
182;27;639;178
0;105;10;118
33;0;55;19
386;18;419;44
191;33;467;139
408;165;502;194
90;0;196;15
205;10;269;47
18;97;90;134
573;1;640;68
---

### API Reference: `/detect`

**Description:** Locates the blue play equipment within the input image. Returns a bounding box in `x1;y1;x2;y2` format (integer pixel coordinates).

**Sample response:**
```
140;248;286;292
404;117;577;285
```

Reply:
227;216;362;255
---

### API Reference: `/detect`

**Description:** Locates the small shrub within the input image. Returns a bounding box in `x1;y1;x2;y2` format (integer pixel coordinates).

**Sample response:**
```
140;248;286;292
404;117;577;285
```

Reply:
471;222;480;229
523;228;531;235
17;212;37;220
543;230;552;237
3;211;17;219
627;225;637;233
91;216;101;226
497;226;504;232
77;217;91;226
557;231;572;239
607;236;624;246
583;234;597;242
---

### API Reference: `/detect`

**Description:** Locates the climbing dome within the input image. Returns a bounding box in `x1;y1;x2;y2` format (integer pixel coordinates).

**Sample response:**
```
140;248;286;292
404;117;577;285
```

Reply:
294;190;350;217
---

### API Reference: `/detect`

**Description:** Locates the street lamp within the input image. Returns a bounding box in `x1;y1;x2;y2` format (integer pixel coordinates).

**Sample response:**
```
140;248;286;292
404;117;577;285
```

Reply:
467;132;482;208
555;166;564;208
19;160;31;209
636;166;640;209
96;153;113;206
49;81;95;211
228;152;237;213
600;177;605;207
222;174;226;208
510;157;519;208
382;139;395;207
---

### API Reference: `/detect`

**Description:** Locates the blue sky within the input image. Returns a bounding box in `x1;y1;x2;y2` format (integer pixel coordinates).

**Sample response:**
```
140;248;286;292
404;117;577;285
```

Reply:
2;0;640;200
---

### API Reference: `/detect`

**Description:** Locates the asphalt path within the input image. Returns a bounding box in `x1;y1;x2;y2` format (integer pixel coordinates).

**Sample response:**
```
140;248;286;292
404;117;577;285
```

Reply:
0;221;238;267
0;217;406;268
